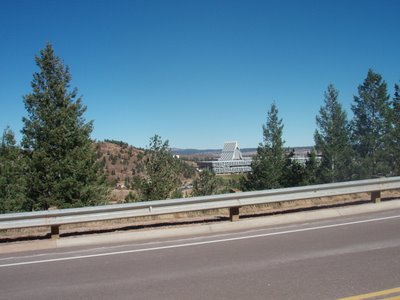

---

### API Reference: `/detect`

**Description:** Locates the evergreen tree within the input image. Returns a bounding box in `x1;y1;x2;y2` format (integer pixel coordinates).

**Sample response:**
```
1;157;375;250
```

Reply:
192;169;222;196
21;43;109;210
351;69;391;178
243;103;285;190
135;135;181;200
314;84;354;183
303;150;318;185
280;149;306;187
388;83;400;175
0;127;27;213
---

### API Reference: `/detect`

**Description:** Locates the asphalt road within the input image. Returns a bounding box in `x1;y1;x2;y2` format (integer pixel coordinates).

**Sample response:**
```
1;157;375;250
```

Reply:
1;208;400;300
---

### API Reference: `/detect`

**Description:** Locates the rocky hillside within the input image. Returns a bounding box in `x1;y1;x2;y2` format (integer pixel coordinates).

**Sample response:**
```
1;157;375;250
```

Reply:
96;140;197;189
96;140;146;188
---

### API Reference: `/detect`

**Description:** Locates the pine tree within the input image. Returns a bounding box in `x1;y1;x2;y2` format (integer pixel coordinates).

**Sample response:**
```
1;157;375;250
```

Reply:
243;103;285;190
135;135;181;200
192;169;222;196
280;149;306;187
303;150;318;185
21;43;109;210
388;83;400;175
314;84;354;183
0;127;27;213
351;69;391;178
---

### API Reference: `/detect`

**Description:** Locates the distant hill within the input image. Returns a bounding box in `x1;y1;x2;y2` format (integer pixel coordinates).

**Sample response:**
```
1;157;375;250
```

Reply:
171;148;258;155
172;146;313;160
96;141;145;186
171;148;222;156
95;140;312;203
96;141;197;187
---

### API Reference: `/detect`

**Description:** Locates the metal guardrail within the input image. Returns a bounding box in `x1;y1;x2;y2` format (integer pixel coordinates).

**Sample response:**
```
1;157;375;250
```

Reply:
1;176;400;238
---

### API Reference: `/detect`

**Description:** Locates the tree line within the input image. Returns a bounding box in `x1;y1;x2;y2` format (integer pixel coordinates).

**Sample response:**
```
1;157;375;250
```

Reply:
241;70;400;191
0;43;198;213
157;68;400;197
1;44;399;213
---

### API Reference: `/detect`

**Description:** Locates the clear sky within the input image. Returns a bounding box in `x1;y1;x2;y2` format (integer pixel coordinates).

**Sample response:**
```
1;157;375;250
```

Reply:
1;0;399;149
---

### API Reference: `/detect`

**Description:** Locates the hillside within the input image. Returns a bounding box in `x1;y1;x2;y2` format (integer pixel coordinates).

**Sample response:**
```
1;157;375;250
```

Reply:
97;141;313;185
95;141;313;202
96;141;146;187
96;140;197;189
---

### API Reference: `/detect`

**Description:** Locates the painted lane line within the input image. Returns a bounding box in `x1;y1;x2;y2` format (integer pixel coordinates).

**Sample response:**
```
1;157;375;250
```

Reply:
338;286;400;299
0;221;307;262
1;214;400;268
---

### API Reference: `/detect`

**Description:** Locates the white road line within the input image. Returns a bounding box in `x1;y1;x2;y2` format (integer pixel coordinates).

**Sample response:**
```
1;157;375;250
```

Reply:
1;214;399;268
0;221;301;262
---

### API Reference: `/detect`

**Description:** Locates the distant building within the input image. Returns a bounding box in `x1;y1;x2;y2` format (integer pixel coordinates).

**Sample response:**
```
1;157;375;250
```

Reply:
198;141;252;174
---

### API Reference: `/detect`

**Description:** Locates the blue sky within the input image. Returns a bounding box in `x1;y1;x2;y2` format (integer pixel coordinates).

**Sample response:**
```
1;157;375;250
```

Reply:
1;0;399;149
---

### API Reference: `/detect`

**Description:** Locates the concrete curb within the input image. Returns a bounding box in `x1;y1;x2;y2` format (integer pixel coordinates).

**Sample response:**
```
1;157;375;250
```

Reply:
2;199;400;254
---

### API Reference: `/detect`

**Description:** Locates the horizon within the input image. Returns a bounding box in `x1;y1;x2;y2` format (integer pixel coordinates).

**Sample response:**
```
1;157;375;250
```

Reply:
101;138;313;151
1;0;399;149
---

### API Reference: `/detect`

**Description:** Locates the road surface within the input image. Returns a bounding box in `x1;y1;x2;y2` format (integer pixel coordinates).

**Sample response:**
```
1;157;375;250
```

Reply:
1;208;400;299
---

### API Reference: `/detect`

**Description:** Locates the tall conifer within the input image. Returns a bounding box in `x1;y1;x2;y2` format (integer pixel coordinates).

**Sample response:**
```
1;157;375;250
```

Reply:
351;69;390;178
243;103;285;190
388;83;400;175
21;44;109;210
135;135;181;200
0;127;27;213
314;84;353;182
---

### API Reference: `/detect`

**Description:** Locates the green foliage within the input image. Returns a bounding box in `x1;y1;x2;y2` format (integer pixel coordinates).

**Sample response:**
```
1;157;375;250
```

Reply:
100;156;107;168
175;158;196;179
388;83;400;175
125;191;138;202
192;169;223;196
280;150;305;187
0;127;27;213
170;189;183;199
314;84;354;183
220;174;245;192
134;135;181;201
21;43;110;210
108;154;116;165
4;50;399;211
136;152;144;161
243;103;286;190
299;150;320;185
124;176;130;188
351;69;391;178
303;151;318;185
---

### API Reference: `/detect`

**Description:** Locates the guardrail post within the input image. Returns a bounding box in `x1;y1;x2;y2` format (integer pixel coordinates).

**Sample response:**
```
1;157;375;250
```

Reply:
229;207;240;222
51;225;60;239
371;191;381;203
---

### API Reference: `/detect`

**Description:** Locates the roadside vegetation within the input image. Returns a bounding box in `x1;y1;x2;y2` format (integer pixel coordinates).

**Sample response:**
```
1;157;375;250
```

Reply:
240;71;400;192
1;44;110;213
1;44;399;213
